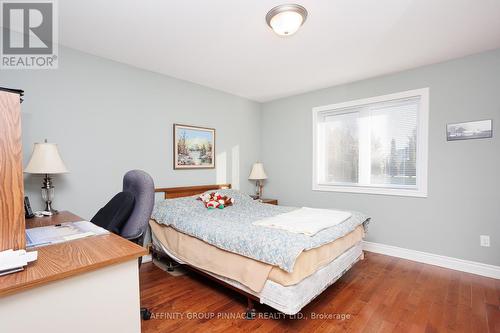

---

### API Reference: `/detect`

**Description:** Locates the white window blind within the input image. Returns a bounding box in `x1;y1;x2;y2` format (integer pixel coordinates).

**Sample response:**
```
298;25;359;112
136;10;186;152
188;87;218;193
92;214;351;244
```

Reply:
313;89;428;197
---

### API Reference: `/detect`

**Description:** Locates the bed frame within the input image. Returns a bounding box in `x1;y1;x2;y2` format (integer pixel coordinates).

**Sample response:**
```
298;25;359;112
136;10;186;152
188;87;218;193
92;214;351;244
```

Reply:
152;184;259;319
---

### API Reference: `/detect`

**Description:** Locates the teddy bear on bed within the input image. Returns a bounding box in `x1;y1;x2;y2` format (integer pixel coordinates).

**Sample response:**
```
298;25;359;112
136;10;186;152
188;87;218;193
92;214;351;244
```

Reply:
198;192;235;209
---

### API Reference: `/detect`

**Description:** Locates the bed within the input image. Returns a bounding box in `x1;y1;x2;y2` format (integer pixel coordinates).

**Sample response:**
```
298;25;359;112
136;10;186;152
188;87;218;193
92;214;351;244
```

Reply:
150;184;369;318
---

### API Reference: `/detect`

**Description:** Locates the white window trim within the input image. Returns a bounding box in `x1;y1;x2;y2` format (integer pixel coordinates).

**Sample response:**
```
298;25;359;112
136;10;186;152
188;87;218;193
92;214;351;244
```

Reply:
312;88;429;198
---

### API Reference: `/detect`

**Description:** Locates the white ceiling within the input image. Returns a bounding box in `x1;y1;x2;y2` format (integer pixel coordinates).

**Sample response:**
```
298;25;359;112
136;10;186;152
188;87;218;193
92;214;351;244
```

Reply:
59;0;500;102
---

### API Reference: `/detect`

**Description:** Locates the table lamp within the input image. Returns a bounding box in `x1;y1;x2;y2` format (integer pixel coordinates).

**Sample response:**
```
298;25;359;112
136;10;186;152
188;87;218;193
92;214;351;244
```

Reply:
248;162;267;199
24;140;69;214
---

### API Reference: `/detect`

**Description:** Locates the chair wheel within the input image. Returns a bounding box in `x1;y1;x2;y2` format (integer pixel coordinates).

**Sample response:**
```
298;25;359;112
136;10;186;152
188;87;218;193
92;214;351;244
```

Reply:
245;308;256;320
167;262;179;272
141;308;151;320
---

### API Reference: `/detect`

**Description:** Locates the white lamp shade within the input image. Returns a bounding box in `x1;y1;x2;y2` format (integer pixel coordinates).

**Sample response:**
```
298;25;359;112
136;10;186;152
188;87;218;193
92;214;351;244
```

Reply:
24;142;69;174
269;10;304;36
248;162;267;180
266;4;307;37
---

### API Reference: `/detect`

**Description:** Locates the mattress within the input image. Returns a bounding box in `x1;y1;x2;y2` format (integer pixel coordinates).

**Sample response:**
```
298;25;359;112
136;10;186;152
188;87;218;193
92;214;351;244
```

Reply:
154;237;363;315
152;189;369;272
150;220;364;292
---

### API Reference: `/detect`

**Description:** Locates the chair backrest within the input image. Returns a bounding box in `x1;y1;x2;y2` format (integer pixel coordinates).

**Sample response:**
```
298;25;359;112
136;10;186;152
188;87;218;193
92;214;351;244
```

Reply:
120;170;155;241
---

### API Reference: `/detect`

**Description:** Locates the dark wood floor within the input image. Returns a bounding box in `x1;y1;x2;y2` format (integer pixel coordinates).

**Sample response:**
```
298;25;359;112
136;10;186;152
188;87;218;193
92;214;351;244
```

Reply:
140;252;500;332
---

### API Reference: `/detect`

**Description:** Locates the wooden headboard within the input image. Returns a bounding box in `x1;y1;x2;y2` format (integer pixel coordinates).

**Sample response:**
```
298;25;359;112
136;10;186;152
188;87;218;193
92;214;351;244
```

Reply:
155;184;231;199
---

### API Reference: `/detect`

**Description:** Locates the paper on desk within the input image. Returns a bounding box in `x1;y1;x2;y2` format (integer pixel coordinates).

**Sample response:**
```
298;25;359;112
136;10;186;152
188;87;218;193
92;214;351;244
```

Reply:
0;249;38;272
26;221;109;248
63;231;95;241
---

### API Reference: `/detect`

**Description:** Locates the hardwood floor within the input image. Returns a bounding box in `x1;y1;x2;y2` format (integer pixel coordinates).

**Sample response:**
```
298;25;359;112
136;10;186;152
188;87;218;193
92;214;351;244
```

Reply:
140;252;500;332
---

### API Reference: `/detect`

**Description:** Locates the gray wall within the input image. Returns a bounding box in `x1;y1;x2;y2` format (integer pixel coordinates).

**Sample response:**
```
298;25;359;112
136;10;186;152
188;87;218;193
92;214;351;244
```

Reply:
2;44;498;266
261;49;500;266
0;47;261;220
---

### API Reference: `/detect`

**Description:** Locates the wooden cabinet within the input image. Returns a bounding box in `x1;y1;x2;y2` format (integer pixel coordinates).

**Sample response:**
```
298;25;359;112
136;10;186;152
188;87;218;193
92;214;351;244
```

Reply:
260;198;278;205
0;90;25;251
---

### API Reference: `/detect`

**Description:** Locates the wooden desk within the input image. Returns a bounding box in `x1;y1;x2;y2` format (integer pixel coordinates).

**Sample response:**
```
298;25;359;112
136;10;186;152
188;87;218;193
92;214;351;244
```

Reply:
0;211;147;333
25;210;83;228
0;211;147;297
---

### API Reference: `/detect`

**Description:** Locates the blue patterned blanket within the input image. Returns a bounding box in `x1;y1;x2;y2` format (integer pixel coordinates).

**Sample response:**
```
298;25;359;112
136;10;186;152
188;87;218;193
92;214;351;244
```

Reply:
151;190;369;272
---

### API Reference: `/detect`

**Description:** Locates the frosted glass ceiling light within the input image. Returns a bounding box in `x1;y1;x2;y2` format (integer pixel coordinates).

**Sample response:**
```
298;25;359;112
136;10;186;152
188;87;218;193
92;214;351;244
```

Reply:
266;4;307;37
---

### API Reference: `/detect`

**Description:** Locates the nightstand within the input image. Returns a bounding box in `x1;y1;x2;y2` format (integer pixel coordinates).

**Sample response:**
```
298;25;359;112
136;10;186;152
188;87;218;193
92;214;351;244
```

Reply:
258;198;278;205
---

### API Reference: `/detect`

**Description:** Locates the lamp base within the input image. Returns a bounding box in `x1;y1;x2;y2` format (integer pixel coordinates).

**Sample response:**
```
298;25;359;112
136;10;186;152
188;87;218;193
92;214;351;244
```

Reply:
44;201;59;215
254;180;264;199
42;174;59;215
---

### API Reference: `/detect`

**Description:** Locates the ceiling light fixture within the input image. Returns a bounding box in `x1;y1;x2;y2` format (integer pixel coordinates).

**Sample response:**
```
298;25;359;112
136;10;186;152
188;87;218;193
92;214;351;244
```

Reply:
266;4;308;37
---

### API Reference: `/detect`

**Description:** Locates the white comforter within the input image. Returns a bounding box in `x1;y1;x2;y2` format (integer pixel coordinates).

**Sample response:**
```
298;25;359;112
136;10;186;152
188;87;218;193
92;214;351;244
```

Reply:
253;207;352;236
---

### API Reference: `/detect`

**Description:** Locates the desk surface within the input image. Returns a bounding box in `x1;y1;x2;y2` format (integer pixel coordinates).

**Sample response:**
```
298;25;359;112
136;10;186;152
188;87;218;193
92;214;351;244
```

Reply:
0;211;147;297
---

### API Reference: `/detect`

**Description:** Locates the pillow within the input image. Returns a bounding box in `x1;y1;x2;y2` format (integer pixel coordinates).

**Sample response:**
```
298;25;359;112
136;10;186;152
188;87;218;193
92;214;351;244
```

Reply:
91;191;135;234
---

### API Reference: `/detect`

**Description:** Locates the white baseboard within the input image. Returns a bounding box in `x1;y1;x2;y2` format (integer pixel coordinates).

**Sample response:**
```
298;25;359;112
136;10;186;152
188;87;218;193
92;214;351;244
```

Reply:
142;254;152;263
362;241;500;279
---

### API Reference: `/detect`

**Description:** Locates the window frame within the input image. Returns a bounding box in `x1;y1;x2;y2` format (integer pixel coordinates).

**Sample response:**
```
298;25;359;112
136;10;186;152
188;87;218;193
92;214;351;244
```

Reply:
312;88;429;197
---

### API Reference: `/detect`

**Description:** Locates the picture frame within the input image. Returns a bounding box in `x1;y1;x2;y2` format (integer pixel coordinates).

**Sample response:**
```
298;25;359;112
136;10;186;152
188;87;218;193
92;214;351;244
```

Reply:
173;124;215;169
446;119;493;141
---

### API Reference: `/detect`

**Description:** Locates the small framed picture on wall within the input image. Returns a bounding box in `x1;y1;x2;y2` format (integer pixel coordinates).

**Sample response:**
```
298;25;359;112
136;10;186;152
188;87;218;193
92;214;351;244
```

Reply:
446;119;492;141
173;124;215;169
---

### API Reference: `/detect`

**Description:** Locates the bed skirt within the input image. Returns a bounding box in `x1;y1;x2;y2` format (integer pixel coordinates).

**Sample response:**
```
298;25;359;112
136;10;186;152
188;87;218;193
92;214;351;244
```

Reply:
152;233;362;315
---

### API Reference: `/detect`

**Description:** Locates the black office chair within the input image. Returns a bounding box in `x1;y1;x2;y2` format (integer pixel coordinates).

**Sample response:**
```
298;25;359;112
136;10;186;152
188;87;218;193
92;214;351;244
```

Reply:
91;169;155;320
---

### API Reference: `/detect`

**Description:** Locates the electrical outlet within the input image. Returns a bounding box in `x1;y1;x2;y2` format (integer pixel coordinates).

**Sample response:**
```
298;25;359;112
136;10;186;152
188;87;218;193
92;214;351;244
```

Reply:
480;235;490;247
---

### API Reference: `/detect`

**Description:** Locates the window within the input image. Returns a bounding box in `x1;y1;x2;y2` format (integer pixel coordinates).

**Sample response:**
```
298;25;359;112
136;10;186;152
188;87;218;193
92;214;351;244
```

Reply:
312;88;429;197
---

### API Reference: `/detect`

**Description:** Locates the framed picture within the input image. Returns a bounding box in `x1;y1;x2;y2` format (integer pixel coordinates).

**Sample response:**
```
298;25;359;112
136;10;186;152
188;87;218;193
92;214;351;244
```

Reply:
446;119;493;141
173;124;215;169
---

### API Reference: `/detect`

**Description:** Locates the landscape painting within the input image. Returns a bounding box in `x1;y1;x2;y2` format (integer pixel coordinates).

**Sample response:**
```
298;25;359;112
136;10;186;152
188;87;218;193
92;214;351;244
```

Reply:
446;119;492;141
174;124;215;169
